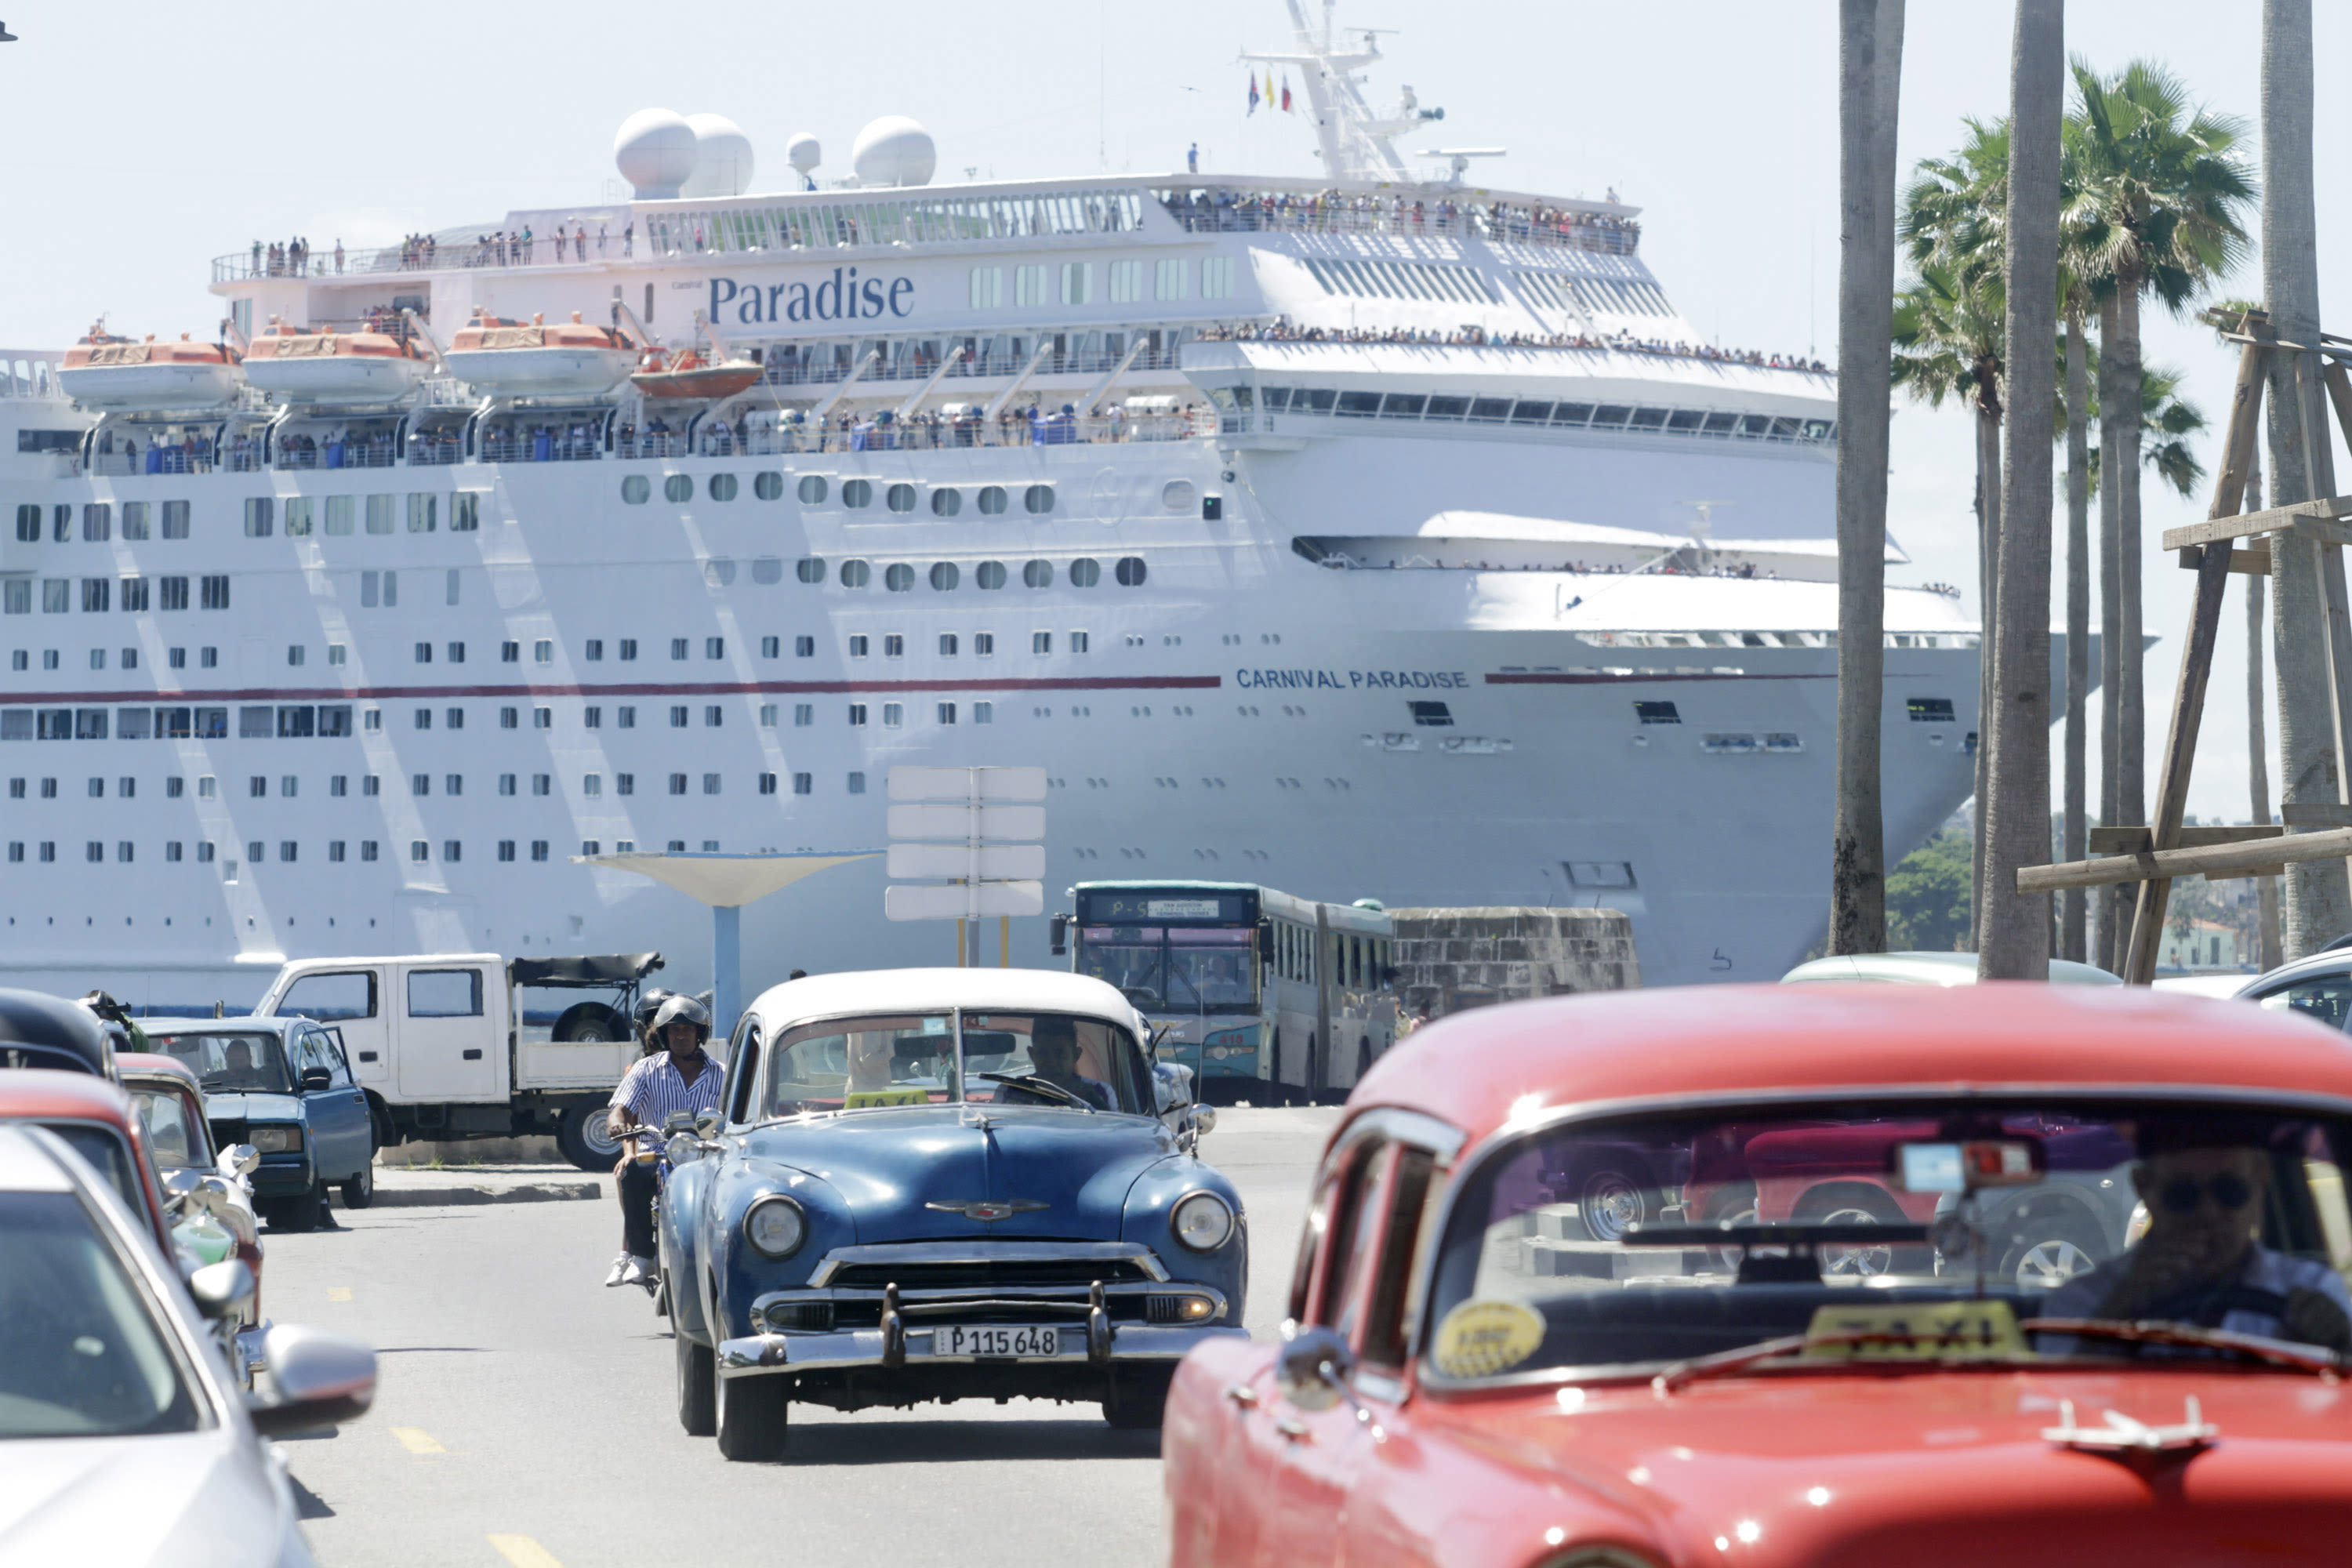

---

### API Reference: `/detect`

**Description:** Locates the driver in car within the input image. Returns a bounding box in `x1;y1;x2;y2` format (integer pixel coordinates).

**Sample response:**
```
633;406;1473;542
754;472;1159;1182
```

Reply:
2042;1131;2352;1352
215;1040;272;1091
996;1018;1112;1110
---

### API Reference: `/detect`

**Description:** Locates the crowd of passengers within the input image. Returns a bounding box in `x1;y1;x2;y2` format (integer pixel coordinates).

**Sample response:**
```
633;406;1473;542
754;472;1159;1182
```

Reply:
251;238;335;278
1196;318;1827;372
1160;188;1642;251
91;429;212;474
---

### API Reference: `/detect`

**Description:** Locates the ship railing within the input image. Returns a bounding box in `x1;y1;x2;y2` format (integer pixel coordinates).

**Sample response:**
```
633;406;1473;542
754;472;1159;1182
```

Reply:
1158;198;1642;257
758;345;1181;389
0;350;64;399
480;433;602;464
223;448;267;473
408;441;463;467
274;443;399;470
615;434;690;459
85;448;218;477
647;410;1213;458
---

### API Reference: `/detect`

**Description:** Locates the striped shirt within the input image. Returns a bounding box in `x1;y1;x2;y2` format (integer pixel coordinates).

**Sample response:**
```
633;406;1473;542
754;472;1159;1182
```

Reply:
610;1049;727;1128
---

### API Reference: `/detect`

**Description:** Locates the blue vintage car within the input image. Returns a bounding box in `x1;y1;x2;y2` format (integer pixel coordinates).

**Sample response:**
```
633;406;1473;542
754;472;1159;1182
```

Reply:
660;968;1246;1461
147;1018;376;1232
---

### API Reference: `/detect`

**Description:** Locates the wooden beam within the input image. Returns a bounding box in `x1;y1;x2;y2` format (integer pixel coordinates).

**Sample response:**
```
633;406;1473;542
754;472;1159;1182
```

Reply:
2089;825;2285;852
2019;829;2352;894
2176;543;2273;575
2281;802;2352;827
2159;495;2352;552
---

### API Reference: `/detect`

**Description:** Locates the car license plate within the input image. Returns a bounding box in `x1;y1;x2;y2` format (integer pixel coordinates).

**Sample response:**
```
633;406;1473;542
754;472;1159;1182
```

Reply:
933;1324;1062;1359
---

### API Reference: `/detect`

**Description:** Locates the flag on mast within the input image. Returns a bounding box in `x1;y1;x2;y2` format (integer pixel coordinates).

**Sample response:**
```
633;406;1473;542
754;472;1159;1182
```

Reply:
1281;75;1294;113
1247;71;1259;115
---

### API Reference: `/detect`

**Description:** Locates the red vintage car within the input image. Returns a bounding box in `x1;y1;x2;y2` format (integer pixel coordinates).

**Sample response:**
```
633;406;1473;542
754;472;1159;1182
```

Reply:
1164;984;2352;1566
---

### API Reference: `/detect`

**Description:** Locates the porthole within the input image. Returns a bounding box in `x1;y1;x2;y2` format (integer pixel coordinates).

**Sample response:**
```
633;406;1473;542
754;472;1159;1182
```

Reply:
977;485;1008;516
621;475;651;505
976;561;1007;590
797;557;826;584
753;471;784;501
886;483;917;514
885;563;916;592
931;488;962;517
752;557;783;585
838;558;871;589
842;478;873;509
1161;480;1196;512
1022;559;1055;588
797;474;829;504
1069;557;1102;587
708;473;738;502
930;562;960;591
1024;485;1055;515
663;474;693;503
1116;556;1148;587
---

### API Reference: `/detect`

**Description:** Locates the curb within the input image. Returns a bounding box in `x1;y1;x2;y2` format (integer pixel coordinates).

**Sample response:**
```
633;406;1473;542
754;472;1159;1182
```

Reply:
370;1180;602;1208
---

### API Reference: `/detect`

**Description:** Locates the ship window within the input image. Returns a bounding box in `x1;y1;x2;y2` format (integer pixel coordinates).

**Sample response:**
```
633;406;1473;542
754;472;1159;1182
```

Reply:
407;493;436;532
1628;408;1669;430
1115;557;1147;587
708;474;737;502
884;564;915;592
1380;394;1426;418
1336;392;1382;418
886;483;916;514
977;485;1007;515
1590;405;1632;428
1023;560;1054;588
1907;697;1956;724
82;503;111;542
1201;256;1235;299
323;496;354;534
1467;398;1513;423
1155;257;1189;301
162;500;190;538
1565;861;1636;890
1068;558;1102;588
753;471;783;501
243;498;274;537
1702;412;1740;434
797;475;828;504
931;488;961;517
842;479;873;509
976;561;1007;590
1023;485;1054;515
1667;409;1706;431
1635;701;1681;725
1422;396;1468;421
663;474;692;503
365;494;394;533
1553;403;1595;426
1261;387;1291;412
838;559;871;589
1162;480;1196;512
622;474;650;503
1510;401;1555;425
796;557;826;584
451;492;482;530
1298;389;1337;412
1410;701;1453;728
930;562;960;591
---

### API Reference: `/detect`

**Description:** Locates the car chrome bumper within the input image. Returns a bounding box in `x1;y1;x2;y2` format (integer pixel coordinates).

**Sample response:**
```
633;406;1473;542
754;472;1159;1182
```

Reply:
717;1321;1245;1378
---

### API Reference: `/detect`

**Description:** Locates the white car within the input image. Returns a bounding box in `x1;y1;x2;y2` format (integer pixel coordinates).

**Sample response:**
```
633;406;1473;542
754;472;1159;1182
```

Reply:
0;1123;376;1564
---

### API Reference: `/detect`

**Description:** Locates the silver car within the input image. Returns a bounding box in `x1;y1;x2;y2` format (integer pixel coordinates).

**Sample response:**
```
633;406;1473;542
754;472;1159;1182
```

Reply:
0;1123;376;1563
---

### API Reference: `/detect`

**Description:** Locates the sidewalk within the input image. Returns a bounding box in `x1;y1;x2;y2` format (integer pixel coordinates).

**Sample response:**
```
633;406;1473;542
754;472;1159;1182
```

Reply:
370;1163;603;1208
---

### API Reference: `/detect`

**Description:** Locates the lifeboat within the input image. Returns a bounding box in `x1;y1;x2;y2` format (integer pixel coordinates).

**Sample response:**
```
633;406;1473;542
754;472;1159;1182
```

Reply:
241;317;431;402
630;345;765;402
442;310;638;396
59;328;243;411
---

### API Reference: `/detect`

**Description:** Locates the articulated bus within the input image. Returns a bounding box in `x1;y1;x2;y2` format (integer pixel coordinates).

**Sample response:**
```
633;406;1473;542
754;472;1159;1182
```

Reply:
1058;881;1399;1105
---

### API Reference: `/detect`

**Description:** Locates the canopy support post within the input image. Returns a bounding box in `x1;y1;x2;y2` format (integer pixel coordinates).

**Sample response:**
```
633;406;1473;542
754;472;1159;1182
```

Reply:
712;904;741;1040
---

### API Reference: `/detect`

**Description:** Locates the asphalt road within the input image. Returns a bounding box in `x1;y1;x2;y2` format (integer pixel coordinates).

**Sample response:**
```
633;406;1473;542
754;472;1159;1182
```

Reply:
268;1106;1341;1568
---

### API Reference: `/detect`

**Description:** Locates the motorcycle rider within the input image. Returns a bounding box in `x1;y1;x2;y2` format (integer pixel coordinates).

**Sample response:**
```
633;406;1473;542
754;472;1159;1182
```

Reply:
602;994;726;1287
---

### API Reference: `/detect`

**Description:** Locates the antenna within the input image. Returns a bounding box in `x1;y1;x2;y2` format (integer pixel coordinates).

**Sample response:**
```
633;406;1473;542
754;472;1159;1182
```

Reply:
1415;147;1505;183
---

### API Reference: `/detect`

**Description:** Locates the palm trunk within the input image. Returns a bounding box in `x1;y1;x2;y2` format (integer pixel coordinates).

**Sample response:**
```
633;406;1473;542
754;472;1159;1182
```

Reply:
2247;450;2285;969
2062;300;2090;961
2263;0;2352;956
2096;292;2125;971
2115;264;2146;942
1830;0;1904;956
1969;389;2002;950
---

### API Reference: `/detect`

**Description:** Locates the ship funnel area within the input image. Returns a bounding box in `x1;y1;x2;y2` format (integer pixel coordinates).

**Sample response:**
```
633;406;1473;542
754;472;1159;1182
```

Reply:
614;107;755;200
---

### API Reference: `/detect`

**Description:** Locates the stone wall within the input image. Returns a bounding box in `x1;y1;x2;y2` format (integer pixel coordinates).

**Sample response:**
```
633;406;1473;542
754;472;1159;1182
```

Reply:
1386;907;1639;1019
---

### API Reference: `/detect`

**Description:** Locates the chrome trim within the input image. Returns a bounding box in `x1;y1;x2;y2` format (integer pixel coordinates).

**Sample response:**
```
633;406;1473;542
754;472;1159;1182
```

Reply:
717;1321;1246;1377
1330;1105;1469;1167
753;1280;1229;1325
807;1240;1170;1286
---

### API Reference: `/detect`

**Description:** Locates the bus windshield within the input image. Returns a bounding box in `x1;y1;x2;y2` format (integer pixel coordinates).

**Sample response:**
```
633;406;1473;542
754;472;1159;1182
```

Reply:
1079;926;1258;1013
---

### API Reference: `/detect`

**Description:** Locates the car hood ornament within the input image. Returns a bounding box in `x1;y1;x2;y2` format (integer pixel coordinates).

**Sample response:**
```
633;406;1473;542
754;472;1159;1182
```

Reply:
2041;1396;2218;1454
925;1198;1051;1222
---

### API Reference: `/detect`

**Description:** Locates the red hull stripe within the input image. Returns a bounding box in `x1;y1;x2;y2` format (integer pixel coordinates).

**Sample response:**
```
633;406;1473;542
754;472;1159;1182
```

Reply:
0;675;1225;706
1485;671;1837;685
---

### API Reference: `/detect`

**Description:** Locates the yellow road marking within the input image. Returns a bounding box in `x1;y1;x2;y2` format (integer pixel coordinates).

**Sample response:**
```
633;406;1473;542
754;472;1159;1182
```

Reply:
326;1287;353;1302
390;1426;445;1454
488;1535;563;1568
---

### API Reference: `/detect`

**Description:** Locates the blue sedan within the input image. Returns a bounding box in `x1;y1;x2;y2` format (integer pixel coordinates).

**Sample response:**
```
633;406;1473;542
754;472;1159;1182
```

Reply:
660;968;1246;1461
150;1018;376;1232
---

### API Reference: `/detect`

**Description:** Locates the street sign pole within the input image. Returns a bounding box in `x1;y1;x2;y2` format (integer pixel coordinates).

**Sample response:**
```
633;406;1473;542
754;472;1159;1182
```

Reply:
886;766;1047;964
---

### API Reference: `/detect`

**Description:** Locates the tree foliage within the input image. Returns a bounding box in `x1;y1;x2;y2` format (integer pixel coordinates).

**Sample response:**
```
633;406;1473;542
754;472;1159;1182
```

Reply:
1886;829;1974;952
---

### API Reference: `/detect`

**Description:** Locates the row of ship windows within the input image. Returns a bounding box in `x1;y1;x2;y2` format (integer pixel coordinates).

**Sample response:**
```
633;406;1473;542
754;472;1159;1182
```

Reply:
10;763;891;804
623;473;1062;515
1247;387;1836;442
2;578;229;615
8;833;797;870
1;697;1001;742
964;257;1236;310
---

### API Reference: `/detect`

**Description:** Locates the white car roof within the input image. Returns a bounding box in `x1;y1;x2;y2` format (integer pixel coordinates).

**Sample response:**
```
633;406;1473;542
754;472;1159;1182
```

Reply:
0;1124;75;1193
746;967;1146;1036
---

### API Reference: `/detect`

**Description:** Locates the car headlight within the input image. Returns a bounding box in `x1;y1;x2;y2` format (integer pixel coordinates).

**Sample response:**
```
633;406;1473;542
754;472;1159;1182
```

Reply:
248;1125;303;1154
1171;1190;1235;1252
743;1195;808;1259
665;1132;701;1167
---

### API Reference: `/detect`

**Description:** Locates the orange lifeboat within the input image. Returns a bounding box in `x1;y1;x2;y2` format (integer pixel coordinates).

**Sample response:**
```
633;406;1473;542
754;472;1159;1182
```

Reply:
59;327;244;411
241;316;431;401
443;309;638;396
630;344;765;402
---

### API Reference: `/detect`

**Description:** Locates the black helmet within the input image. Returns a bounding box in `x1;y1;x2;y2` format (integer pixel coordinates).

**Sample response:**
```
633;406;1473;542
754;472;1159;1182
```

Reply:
633;989;676;1034
652;994;711;1044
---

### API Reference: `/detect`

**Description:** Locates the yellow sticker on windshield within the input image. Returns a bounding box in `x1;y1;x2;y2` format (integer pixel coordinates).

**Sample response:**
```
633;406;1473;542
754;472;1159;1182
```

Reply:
844;1088;929;1109
1801;1299;2027;1360
1433;1299;1546;1378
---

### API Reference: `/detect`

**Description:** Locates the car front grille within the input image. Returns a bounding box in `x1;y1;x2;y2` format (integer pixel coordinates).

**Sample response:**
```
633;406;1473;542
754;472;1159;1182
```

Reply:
825;1258;1156;1290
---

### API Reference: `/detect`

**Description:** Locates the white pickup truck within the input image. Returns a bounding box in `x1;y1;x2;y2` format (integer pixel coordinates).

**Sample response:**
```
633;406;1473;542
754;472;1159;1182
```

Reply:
251;952;667;1171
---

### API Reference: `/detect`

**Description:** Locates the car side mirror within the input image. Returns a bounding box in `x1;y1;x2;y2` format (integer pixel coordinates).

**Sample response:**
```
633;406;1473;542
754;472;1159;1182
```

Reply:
1276;1323;1356;1414
299;1067;333;1093
188;1258;256;1321
248;1324;377;1436
1153;1062;1196;1114
1189;1105;1218;1139
1050;913;1069;956
662;1109;698;1134
219;1143;260;1179
693;1109;724;1139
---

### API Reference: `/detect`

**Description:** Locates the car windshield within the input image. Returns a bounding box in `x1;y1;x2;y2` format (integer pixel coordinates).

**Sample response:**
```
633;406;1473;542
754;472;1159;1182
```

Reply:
760;1011;1150;1118
129;1088;205;1171
0;1190;199;1438
38;1124;145;1217
152;1031;293;1094
1425;1099;2352;1382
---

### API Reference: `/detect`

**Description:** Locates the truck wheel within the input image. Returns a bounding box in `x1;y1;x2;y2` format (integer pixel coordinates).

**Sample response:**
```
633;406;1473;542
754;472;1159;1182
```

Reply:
675;1330;715;1436
552;1003;626;1043
557;1102;624;1172
715;1369;790;1461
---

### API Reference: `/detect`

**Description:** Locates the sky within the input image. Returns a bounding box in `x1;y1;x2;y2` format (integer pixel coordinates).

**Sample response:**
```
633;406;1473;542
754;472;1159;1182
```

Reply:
1;0;2340;822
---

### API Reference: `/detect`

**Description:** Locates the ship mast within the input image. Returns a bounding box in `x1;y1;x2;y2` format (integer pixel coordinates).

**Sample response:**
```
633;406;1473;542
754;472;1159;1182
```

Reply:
1240;0;1439;183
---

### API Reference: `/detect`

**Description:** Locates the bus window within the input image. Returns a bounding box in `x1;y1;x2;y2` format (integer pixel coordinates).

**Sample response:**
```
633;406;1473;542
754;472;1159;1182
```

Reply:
1079;926;1165;1007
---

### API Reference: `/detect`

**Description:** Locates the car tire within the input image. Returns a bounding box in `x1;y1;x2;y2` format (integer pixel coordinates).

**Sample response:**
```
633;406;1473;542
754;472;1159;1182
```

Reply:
675;1330;716;1437
341;1149;376;1210
1997;1214;2103;1289
557;1102;625;1173
1102;1367;1173;1429
552;1002;626;1044
1573;1163;1651;1243
714;1367;790;1460
1795;1189;1910;1278
270;1181;324;1234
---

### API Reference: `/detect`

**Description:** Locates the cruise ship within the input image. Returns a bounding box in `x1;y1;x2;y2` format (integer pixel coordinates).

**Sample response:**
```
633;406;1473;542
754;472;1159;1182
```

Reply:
0;2;1978;1008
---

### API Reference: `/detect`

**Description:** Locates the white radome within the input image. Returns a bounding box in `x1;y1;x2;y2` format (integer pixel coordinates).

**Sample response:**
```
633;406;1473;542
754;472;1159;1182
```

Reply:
682;114;754;198
613;107;698;200
851;115;936;187
786;132;822;183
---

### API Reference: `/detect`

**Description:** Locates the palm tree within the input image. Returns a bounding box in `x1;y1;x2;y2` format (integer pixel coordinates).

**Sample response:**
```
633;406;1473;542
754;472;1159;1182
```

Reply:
2056;263;2094;963
1831;0;1906;957
2066;57;2257;966
2259;0;2350;956
1980;0;2063;981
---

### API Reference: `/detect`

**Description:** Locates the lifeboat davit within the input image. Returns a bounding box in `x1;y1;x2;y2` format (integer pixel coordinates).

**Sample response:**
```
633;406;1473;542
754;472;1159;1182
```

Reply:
241;317;431;402
59;328;243;411
630;346;765;402
443;310;638;396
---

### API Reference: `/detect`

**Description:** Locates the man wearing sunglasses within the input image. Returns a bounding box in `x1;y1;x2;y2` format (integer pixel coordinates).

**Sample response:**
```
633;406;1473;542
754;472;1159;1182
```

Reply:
2045;1137;2352;1353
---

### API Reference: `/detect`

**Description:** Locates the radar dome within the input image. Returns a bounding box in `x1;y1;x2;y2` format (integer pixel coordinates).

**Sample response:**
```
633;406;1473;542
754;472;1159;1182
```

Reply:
681;114;754;198
786;132;822;188
614;108;697;200
851;116;936;187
